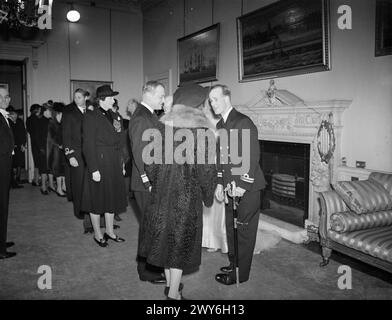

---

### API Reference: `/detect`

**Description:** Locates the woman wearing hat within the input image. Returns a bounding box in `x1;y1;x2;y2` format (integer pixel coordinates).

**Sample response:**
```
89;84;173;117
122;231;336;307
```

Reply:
27;104;50;194
81;85;127;247
138;83;217;299
47;102;67;197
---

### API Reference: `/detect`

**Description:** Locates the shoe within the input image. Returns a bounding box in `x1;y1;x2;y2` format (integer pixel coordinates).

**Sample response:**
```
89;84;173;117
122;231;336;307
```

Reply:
48;187;56;193
55;190;66;197
114;224;120;229
207;248;218;252
220;264;234;273
84;228;94;234
103;233;125;243
215;273;244;286
166;293;188;300
6;242;15;248
93;237;108;247
0;251;17;259
40;189;49;195
114;214;122;221
164;283;184;297
32;181;40;187
140;274;166;284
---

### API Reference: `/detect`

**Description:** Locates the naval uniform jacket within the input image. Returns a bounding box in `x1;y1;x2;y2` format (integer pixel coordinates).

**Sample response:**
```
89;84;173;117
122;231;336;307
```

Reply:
62;103;85;163
216;108;266;192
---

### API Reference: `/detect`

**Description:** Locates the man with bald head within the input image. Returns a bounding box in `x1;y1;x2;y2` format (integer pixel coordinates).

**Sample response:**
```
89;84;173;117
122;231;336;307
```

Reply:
0;87;17;259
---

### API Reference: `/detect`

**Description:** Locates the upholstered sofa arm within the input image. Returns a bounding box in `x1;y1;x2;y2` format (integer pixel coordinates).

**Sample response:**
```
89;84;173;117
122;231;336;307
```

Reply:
318;191;349;240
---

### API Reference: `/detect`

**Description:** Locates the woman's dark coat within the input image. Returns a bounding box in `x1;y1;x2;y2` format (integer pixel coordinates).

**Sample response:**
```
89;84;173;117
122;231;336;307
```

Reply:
47;118;65;177
138;104;217;272
26;114;49;174
81;107;127;215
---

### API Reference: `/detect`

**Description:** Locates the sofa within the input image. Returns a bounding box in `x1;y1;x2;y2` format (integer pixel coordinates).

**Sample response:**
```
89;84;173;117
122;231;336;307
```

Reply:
318;171;392;273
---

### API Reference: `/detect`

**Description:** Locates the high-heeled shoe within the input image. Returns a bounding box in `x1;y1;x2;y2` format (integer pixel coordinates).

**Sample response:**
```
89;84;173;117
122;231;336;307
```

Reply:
40;189;49;195
48;187;56;193
164;283;184;297
94;237;108;247
55;190;66;197
103;233;125;243
166;293;188;300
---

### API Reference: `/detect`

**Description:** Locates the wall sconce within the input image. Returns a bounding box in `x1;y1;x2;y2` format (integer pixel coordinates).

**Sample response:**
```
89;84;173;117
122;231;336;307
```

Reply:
66;3;80;23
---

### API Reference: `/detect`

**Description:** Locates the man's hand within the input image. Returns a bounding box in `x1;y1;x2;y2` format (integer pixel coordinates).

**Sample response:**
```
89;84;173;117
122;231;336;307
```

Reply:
215;184;224;202
92;171;101;182
69;157;79;167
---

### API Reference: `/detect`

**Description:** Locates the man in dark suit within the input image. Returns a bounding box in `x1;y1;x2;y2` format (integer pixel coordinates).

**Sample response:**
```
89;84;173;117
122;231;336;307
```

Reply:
129;81;166;284
209;84;266;285
0;87;16;260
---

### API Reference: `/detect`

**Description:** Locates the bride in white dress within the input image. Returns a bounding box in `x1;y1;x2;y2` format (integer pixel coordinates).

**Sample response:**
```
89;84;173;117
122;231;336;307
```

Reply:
201;100;228;253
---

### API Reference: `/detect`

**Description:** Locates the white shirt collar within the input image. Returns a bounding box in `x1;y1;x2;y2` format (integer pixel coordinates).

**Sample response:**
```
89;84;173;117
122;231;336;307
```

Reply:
77;105;86;114
0;108;9;118
0;108;10;125
141;101;154;114
222;106;233;123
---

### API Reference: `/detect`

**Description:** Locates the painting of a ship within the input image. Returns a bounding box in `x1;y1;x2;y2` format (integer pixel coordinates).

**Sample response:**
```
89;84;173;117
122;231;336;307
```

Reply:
237;0;330;81
178;23;220;85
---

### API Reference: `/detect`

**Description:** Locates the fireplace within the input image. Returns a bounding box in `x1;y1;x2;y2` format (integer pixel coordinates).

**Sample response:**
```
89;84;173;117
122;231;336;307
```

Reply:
236;97;351;240
260;141;310;227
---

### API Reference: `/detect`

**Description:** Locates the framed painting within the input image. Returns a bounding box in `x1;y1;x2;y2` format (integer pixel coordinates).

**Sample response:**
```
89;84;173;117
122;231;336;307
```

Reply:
237;0;330;82
375;0;392;57
0;83;9;91
177;23;220;86
70;80;113;101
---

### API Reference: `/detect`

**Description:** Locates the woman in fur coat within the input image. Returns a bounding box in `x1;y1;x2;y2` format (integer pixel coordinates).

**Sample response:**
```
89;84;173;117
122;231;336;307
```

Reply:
138;84;217;300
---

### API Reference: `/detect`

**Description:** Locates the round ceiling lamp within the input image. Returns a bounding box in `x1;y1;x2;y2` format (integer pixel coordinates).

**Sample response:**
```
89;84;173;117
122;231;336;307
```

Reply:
66;4;80;23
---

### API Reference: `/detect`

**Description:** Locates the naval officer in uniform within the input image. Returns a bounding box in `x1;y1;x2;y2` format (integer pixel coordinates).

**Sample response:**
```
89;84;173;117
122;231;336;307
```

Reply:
209;84;266;285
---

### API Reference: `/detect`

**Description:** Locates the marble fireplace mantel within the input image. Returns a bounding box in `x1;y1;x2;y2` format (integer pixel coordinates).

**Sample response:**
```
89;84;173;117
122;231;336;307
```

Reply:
236;99;352;242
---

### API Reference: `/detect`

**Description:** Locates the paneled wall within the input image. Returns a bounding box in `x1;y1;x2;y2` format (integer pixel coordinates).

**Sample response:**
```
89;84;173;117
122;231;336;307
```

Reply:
143;0;392;172
34;1;143;118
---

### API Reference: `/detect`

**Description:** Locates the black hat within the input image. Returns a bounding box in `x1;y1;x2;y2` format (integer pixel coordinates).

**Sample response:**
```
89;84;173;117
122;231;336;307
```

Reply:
96;85;119;99
30;104;41;113
53;102;65;113
173;83;209;108
6;105;15;113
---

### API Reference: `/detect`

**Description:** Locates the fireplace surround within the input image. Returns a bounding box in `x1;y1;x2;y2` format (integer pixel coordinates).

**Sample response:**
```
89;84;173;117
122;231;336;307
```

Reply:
236;98;351;242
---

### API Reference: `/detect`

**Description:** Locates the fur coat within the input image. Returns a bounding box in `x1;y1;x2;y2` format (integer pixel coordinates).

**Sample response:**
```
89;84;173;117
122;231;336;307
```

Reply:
138;104;218;272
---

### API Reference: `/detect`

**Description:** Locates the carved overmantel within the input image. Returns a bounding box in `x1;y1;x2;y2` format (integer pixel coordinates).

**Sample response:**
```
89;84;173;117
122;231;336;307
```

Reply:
236;99;352;229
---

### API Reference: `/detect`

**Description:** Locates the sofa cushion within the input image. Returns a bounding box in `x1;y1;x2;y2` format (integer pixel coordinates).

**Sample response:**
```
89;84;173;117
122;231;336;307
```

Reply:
333;180;392;214
328;226;392;263
330;210;392;233
369;172;392;195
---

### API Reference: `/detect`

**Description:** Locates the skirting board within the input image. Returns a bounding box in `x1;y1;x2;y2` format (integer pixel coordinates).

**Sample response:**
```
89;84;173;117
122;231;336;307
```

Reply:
258;212;309;244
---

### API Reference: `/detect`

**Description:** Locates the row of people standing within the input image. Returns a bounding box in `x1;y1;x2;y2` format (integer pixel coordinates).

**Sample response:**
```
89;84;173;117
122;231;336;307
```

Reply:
26;102;66;196
62;86;128;239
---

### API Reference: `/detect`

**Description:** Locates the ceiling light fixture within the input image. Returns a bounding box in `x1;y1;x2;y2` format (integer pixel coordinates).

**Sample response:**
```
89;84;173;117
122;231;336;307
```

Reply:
66;3;80;23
